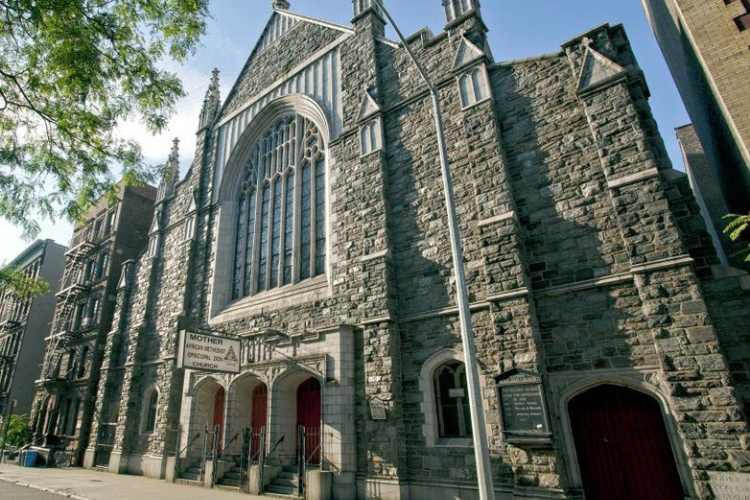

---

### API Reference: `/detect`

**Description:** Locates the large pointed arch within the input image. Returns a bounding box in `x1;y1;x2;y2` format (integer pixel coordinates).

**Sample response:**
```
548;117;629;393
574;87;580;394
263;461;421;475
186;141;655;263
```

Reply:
210;95;332;317
218;95;331;204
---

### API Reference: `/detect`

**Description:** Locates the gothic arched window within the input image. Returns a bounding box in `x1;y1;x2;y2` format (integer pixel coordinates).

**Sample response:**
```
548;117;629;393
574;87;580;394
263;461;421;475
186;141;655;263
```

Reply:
458;66;490;108
144;388;158;433
232;114;327;299
434;361;472;438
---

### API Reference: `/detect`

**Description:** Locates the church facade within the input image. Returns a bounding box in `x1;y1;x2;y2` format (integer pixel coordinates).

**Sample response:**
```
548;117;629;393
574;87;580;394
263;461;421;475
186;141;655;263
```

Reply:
82;1;750;499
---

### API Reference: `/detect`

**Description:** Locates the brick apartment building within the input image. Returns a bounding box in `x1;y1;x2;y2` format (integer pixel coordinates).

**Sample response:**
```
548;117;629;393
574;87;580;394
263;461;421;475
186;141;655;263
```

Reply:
31;181;156;466
640;0;750;265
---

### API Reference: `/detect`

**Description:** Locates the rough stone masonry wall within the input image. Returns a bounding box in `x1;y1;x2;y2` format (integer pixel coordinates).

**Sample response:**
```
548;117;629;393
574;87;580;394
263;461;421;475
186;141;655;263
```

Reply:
378;12;558;493
565;24;749;498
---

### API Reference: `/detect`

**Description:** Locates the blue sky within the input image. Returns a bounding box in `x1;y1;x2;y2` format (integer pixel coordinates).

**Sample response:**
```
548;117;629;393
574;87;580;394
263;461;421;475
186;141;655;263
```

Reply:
1;0;689;263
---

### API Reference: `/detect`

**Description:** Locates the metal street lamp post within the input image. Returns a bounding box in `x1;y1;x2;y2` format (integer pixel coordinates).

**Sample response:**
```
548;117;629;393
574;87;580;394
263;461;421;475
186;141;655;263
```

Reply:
368;2;495;500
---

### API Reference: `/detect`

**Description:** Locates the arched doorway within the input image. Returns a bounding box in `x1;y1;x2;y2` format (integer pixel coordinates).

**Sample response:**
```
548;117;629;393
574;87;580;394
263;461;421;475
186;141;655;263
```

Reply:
296;377;321;464
213;387;225;451
569;384;685;500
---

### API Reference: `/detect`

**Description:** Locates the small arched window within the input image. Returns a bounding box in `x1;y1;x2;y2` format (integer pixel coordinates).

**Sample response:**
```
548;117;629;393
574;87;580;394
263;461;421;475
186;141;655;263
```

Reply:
232;114;327;299
144;389;158;433
458;66;490;109
360;119;382;156
434;361;472;438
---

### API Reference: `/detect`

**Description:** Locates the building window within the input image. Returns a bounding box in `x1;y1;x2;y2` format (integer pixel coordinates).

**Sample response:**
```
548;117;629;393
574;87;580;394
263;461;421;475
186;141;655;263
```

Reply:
88;297;99;326
420;349;477;447
184;216;196;241
147;235;158;258
444;0;474;23
104;210;116;235
74;303;85;330
143;388;158;433
68;399;80;436
458;66;490;109
96;253;108;280
232;114;327;299
360;119;382;156
78;347;88;379
434;361;472;438
67;349;77;380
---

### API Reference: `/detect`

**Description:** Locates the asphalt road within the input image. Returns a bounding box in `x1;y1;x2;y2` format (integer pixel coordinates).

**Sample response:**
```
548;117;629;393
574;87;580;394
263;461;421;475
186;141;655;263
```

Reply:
0;481;65;499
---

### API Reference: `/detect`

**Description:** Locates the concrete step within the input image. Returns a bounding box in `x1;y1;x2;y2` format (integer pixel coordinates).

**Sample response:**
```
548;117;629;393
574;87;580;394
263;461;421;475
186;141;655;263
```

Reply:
271;477;299;489
175;478;203;488
217;478;242;488
265;484;299;497
179;472;201;481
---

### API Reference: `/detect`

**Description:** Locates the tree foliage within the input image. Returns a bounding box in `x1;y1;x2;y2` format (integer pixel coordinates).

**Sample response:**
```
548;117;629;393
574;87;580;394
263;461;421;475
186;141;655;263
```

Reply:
0;0;209;236
724;212;750;262
1;414;32;448
0;264;49;299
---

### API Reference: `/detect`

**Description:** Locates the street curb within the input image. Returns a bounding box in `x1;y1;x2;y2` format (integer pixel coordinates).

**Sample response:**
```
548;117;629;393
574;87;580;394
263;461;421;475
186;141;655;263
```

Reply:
0;475;93;500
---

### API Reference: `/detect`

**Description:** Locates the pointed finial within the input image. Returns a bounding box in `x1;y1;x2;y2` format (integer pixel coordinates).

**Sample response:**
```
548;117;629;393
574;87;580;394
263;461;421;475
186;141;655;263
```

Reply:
209;68;220;99
168;138;180;172
273;0;290;10
199;68;221;130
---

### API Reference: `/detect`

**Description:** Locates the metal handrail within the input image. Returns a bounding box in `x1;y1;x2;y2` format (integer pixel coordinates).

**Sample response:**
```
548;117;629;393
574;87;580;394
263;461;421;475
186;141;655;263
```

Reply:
177;433;201;458
216;431;240;459
265;435;284;463
306;443;322;469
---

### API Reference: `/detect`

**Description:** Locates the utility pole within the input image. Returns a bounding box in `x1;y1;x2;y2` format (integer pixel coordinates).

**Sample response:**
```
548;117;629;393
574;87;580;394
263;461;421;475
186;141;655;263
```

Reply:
368;2;495;500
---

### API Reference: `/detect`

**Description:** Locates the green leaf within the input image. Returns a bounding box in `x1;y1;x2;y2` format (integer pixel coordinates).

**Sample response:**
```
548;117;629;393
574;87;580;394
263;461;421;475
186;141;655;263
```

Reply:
0;0;209;234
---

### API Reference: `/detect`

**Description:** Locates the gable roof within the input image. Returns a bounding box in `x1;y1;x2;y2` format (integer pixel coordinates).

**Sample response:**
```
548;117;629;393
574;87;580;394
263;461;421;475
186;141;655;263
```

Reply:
216;9;352;127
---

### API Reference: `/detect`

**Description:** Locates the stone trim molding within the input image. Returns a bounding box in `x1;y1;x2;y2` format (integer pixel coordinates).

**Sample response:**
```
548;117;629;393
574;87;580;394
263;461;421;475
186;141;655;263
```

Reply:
210;275;329;325
486;288;529;302
398;301;491;324
361;316;394;326
606;168;659;189
630;255;694;274
478;211;517;228
360;249;390;262
536;272;634;297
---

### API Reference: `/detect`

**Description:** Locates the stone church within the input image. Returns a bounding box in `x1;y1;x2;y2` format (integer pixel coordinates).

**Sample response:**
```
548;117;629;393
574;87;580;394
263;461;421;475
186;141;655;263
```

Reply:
80;1;750;499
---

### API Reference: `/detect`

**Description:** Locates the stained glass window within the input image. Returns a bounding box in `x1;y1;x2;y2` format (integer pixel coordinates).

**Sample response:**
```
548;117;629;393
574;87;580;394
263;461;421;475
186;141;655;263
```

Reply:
232;114;326;299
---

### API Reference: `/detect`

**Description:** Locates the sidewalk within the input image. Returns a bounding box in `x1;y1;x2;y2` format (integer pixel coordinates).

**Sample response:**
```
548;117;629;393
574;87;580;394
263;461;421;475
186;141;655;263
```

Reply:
0;463;266;500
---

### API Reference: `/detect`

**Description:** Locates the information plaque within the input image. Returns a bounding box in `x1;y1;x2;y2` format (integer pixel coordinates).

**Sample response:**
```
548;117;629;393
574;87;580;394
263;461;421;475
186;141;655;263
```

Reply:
369;397;387;421
495;369;552;444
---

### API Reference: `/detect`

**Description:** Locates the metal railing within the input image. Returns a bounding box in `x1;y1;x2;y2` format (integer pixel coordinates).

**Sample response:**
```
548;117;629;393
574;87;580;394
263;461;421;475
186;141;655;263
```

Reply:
297;426;323;498
93;423;117;468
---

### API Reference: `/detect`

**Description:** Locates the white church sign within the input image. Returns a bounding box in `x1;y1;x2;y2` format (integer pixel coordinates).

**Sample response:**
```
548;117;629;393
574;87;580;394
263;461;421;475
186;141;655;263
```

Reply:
178;331;241;374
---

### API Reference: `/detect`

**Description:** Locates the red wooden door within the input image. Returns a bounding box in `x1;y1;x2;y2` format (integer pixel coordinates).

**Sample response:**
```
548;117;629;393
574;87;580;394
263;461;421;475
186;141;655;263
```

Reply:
296;377;321;464
569;385;685;500
251;384;268;454
213;387;225;451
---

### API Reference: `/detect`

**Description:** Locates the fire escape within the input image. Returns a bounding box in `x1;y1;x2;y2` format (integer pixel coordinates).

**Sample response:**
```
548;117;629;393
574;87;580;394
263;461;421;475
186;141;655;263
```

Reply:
39;230;98;390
